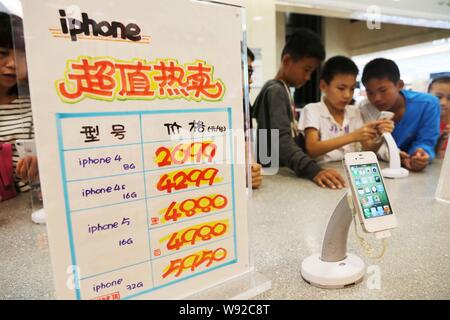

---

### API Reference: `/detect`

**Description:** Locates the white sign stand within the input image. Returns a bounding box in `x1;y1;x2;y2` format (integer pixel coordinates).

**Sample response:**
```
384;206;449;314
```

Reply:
22;0;270;300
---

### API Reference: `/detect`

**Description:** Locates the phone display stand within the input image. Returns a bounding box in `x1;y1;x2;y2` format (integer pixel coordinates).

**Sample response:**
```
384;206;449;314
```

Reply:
30;180;46;224
381;132;409;179
10;17;46;224
435;144;450;204
301;192;365;288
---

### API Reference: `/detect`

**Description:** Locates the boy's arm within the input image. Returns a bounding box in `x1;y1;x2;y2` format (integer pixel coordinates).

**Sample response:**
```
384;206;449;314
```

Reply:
266;86;322;180
301;106;355;158
305;119;379;156
408;98;441;161
305;128;355;157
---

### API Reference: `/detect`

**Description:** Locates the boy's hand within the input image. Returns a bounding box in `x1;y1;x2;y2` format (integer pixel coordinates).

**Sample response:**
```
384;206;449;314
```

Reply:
251;163;263;189
313;169;346;190
16;155;39;182
400;150;412;169
400;148;429;171
351;122;378;143
399;150;410;159
410;148;429;171
376;119;395;134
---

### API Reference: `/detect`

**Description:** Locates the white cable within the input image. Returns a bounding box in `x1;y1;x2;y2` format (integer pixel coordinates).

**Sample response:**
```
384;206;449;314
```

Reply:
351;207;388;260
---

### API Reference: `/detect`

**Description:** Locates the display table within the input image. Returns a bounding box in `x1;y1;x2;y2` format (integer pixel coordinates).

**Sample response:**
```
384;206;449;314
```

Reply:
1;161;449;299
250;160;450;299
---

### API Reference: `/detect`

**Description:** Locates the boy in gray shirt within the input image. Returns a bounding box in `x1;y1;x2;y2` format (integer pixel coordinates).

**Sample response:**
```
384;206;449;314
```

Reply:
252;29;345;189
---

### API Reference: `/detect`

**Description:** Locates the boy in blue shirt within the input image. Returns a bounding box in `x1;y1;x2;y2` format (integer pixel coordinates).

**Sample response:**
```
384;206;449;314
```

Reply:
359;58;440;172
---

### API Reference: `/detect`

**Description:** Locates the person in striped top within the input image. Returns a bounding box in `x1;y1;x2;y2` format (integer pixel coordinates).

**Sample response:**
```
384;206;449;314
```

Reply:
1;11;37;193
428;76;450;158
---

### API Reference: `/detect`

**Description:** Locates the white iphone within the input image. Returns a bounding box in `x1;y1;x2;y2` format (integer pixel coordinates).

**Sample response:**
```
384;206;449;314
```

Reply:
344;151;397;233
378;111;395;120
15;139;37;158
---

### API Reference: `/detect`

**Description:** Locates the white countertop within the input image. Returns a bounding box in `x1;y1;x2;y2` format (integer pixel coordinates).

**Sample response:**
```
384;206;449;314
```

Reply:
1;161;449;299
250;161;450;299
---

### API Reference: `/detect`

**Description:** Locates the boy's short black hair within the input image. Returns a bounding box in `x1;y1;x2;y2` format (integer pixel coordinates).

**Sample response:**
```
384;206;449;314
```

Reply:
428;76;450;93
247;47;255;62
320;56;358;84
281;28;325;62
361;58;400;85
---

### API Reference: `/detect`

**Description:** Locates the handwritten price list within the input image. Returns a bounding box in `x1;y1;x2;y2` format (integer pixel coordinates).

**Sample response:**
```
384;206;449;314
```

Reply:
56;108;237;300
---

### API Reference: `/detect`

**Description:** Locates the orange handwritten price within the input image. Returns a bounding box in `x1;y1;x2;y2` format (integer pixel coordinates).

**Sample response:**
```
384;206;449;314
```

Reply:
156;167;222;194
162;247;227;279
160;220;228;251
161;194;228;223
155;141;217;167
91;292;120;300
